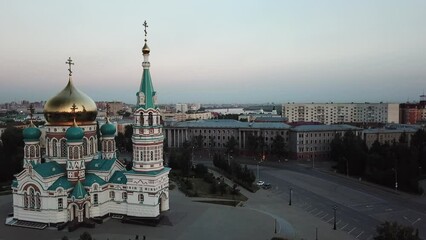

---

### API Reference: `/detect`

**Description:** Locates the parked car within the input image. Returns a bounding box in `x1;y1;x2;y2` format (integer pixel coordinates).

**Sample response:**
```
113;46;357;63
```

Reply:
262;183;272;189
256;180;265;186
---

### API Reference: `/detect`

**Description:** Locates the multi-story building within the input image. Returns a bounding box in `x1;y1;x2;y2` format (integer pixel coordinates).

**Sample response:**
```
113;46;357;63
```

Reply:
400;95;426;124
164;119;291;151
282;102;399;125
362;125;420;149
175;103;188;113
288;125;362;161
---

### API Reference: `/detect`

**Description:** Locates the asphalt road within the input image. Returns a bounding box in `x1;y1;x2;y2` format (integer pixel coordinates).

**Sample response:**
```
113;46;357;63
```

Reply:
254;163;426;240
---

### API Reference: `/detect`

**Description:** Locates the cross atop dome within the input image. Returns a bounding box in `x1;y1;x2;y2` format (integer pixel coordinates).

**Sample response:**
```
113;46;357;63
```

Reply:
143;20;148;42
66;57;74;76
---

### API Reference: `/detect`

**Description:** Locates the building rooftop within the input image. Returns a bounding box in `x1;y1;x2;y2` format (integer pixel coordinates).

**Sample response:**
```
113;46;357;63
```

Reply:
291;124;361;132
168;119;291;129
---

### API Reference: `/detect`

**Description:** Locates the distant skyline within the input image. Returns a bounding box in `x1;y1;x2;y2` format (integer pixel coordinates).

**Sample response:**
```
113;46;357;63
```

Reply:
1;0;425;104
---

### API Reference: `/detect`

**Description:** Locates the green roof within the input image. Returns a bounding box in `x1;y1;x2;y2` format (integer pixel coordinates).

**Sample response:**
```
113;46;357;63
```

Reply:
34;162;65;178
70;181;88;200
138;68;156;109
83;173;107;187
86;159;116;172
126;167;171;176
109;171;127;184
48;176;73;191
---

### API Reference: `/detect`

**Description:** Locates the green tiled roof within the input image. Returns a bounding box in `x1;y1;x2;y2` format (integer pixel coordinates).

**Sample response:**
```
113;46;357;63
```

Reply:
86;159;116;172
109;171;127;184
70;181;88;200
48;176;73;191
34;162;65;178
126;167;171;176
138;69;156;109
83;173;107;187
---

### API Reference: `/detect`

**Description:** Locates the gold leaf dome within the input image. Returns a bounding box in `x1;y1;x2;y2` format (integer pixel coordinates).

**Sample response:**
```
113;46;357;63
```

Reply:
142;42;150;54
44;78;97;125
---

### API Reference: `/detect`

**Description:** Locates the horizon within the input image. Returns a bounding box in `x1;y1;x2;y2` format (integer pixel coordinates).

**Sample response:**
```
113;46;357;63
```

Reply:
1;1;425;104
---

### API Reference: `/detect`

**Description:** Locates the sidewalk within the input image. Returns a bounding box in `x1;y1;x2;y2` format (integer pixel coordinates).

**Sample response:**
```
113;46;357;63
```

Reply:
209;168;356;240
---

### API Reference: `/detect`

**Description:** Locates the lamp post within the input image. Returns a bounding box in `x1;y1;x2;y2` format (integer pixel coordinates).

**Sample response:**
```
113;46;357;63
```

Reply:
289;187;293;206
393;167;398;191
333;205;337;230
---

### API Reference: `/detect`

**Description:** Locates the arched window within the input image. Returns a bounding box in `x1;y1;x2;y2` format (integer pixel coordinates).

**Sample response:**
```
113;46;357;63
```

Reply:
46;138;50;156
108;141;113;152
89;137;94;155
30;146;35;158
29;188;35;209
138;194;144;203
73;146;79;159
93;193;98;206
24;192;28;209
110;191;115;199
140;114;144;126
52;139;58;157
83;138;88;156
122;192;127;201
36;193;41;210
60;139;67;157
36;146;39;157
148;113;153;126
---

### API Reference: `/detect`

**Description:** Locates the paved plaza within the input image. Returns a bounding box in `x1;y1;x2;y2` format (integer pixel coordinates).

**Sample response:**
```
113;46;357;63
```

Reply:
0;170;355;240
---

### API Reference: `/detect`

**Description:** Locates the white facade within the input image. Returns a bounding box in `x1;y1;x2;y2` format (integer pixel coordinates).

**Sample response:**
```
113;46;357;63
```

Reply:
282;103;400;124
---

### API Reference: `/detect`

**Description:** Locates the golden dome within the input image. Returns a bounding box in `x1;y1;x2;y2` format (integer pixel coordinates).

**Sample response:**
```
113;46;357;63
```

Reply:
44;78;97;125
142;42;150;54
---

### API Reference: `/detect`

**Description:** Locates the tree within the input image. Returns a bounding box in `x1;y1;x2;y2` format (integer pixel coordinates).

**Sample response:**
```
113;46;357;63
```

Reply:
192;134;204;149
224;136;238;154
271;134;287;158
374;221;420;240
79;232;93;240
0;126;24;181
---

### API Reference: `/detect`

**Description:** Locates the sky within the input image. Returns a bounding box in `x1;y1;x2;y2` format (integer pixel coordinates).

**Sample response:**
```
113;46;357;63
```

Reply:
0;0;425;104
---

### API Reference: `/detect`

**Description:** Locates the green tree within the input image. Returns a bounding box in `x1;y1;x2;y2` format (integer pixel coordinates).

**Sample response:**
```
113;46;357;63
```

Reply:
271;134;287;158
0;126;24;181
192;134;204;149
224;136;238;154
374;221;420;240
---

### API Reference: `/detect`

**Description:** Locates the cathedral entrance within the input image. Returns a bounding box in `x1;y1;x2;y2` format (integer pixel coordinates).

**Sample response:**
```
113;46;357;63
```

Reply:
159;193;167;212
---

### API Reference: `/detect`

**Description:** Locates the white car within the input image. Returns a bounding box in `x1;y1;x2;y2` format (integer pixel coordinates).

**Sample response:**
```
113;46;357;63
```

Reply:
256;180;265;186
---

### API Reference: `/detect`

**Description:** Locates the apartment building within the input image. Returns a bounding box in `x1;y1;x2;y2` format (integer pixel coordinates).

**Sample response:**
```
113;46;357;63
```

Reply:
282;103;399;125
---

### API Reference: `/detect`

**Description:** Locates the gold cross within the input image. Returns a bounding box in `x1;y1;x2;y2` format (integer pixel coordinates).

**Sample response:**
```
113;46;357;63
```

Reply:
65;57;74;76
143;20;148;41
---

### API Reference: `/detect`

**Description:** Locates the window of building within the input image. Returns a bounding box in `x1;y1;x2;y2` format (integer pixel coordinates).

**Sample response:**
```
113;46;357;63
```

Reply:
148;112;153;126
24;192;28;209
110;191;115;199
29;188;35;209
122;192;127;200
36;193;41;210
94;194;98;206
58;198;63;211
138;194;144;203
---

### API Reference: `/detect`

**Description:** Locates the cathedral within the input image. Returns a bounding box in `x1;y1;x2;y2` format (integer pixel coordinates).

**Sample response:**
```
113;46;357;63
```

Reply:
10;26;170;229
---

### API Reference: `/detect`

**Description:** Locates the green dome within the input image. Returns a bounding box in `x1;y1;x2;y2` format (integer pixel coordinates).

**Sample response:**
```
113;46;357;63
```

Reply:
23;123;41;141
66;124;84;141
101;120;116;136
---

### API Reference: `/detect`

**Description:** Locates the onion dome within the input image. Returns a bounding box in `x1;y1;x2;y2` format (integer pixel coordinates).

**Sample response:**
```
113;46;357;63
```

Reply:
66;119;84;142
142;42;150;54
44;78;97;125
23;121;41;141
100;118;116;136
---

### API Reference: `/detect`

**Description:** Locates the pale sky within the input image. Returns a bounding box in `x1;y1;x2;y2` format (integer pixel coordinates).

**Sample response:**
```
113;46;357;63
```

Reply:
0;0;425;104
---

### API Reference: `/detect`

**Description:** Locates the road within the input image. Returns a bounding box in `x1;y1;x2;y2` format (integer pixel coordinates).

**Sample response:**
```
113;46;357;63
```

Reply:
200;158;426;239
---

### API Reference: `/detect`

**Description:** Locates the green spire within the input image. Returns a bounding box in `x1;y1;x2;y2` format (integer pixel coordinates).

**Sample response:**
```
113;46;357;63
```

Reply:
137;22;156;109
138;68;156;109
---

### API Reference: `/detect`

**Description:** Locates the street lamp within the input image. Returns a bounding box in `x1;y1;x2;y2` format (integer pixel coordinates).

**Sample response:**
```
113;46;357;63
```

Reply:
392;167;398;191
289;187;293;206
333;205;337;230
